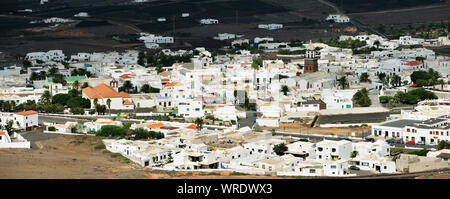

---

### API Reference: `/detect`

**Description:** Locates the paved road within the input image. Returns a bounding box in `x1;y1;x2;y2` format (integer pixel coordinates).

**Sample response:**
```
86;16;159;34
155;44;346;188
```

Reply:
368;90;382;108
39;115;86;124
238;111;259;128
20;128;57;150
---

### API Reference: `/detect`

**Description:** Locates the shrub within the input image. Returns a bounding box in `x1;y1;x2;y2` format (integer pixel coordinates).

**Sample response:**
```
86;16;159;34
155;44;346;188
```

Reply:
379;96;393;103
95;125;126;138
94;142;105;150
273;143;288;156
408;148;430;156
48;126;56;131
229;171;248;176
393;148;403;153
70;107;84;115
111;153;121;158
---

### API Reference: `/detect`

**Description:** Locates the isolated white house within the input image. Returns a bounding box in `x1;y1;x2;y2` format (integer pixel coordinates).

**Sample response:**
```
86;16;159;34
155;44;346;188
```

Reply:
0;131;31;148
200;19;219;25
326;14;350;23
0;110;39;130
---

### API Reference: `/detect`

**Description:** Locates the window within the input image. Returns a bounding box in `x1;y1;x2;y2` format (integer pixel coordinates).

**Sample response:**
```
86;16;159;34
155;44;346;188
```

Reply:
331;148;336;152
331;165;336;169
318;147;323;152
309;169;315;173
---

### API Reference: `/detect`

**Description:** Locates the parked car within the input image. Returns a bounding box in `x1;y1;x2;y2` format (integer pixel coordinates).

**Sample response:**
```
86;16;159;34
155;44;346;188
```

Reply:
338;135;348;139
365;138;375;142
406;141;415;145
349;166;360;170
386;138;395;144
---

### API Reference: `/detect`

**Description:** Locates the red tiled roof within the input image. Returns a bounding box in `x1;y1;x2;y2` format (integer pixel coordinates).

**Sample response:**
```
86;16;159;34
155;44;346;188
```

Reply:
161;79;170;82
164;82;182;87
123;99;134;105
186;124;198;129
405;61;423;66
82;83;130;99
118;91;131;98
119;74;132;79
16;110;38;115
147;123;164;129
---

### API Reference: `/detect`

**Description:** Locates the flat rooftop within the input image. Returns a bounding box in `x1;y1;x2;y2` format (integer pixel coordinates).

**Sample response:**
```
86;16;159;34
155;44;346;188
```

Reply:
378;119;420;128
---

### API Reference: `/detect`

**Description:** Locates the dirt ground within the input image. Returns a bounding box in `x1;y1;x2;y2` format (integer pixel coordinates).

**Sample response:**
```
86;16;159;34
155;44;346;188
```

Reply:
0;134;287;179
416;173;450;179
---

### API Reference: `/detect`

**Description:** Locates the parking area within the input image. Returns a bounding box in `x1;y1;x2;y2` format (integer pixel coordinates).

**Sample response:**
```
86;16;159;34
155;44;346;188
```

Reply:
348;168;376;176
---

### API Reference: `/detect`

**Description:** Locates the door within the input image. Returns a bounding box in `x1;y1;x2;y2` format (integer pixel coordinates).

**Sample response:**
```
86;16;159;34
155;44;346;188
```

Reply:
411;137;415;142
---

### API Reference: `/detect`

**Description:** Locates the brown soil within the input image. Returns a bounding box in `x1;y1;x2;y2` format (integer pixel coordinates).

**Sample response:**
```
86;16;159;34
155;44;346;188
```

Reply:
45;30;95;37
0;134;288;179
416;173;450;179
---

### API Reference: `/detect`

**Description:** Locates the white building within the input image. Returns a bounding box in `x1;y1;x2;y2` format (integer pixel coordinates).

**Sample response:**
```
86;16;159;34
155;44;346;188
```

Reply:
0;131;30;148
200;19;219;25
0;110;39;130
82;83;134;110
372;116;450;145
315;140;352;161
326;14;350;23
258;24;283;30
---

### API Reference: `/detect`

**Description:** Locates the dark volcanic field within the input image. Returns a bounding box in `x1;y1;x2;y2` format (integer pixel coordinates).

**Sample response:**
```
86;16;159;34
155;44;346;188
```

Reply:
0;0;341;60
1;0;449;65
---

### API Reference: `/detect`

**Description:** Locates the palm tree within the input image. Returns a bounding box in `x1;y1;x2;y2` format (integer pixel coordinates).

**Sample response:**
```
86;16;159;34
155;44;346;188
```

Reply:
106;99;111;114
194;118;204;131
359;72;370;83
390;74;401;88
281;85;289;95
72;81;80;90
338;76;348;90
437;79;446;90
40;90;51;104
93;98;98;109
122;80;133;93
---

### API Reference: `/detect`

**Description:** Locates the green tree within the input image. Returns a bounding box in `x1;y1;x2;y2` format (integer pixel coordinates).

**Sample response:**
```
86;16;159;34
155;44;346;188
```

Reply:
195;118;204;130
390;74;401;88
52;94;71;106
138;51;146;66
281;85;289;95
437;79;446;90
72;80;80;90
106;99;111;114
121;80;133;93
437;141;450;150
273;143;288;156
251;58;262;70
81;82;89;89
40;90;51;104
141;84;151;93
338;76;348;90
5;120;14;136
359;72;370;83
95;125;126;137
351;150;359;158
